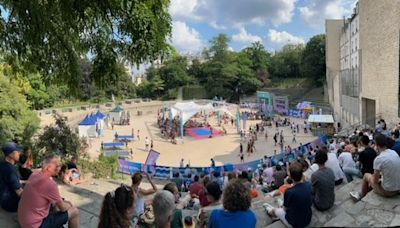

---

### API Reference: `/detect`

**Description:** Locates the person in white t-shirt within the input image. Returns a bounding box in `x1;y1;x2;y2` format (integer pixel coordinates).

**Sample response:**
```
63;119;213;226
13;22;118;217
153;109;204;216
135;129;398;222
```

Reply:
145;137;150;151
339;146;361;182
324;146;346;185
350;134;400;201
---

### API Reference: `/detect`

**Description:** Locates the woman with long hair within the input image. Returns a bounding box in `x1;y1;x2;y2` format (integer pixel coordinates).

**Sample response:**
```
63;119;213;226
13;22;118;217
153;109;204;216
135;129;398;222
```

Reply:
98;184;135;228
19;146;34;180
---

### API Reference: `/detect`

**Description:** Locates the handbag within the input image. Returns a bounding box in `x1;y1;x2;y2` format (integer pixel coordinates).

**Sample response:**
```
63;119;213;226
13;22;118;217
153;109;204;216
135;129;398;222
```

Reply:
139;204;155;227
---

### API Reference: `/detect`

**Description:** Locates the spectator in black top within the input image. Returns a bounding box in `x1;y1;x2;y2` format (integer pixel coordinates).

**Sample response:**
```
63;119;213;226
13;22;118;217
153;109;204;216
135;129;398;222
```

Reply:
391;130;400;156
266;161;313;228
18;146;34;181
66;156;78;170
0;142;23;212
358;136;377;175
311;150;335;211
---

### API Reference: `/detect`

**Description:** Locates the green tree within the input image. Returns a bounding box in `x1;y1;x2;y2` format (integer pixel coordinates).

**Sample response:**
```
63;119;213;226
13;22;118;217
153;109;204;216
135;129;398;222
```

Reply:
0;72;39;145
35;114;87;159
242;41;271;86
158;56;194;89
0;0;172;89
269;44;304;79
301;34;326;86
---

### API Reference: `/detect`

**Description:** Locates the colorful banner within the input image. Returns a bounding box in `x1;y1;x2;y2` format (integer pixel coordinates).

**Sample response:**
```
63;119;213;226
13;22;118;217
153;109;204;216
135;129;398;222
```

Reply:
118;135;328;179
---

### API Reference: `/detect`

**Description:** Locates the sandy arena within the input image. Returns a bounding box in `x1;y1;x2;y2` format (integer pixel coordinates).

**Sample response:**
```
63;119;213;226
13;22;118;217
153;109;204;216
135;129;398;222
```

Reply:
39;101;317;167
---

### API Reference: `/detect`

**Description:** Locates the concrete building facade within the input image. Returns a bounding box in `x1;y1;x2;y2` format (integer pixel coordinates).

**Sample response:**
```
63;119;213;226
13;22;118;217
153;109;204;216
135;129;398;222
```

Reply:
326;0;400;129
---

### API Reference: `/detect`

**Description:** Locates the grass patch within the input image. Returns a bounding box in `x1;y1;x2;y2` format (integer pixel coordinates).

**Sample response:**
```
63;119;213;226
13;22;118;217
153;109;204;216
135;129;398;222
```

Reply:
268;78;310;89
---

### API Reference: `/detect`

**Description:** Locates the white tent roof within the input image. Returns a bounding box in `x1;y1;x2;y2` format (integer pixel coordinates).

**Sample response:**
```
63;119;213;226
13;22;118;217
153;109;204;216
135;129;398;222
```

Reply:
307;114;334;123
171;101;233;124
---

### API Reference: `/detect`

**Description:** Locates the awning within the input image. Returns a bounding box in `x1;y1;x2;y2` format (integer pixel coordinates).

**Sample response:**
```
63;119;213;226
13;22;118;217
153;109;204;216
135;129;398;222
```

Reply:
307;114;334;123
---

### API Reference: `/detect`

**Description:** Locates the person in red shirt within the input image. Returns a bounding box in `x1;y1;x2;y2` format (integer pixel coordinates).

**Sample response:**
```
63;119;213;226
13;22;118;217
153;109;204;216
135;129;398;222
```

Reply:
18;154;80;228
189;175;204;198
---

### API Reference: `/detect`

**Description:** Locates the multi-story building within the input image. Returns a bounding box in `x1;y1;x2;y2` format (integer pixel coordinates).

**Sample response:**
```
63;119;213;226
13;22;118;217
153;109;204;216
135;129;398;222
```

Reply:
326;0;400;129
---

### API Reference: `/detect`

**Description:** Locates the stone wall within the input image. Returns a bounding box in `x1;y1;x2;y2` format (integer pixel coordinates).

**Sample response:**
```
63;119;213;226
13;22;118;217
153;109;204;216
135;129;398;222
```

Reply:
359;0;400;122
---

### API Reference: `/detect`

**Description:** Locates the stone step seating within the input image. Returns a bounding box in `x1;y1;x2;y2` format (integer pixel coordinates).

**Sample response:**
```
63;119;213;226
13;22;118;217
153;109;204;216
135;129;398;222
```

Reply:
0;176;169;228
2;177;399;227
261;178;400;227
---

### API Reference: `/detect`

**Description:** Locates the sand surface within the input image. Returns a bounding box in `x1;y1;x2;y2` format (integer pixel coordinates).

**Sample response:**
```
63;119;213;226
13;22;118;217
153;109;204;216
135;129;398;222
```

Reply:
39;101;317;167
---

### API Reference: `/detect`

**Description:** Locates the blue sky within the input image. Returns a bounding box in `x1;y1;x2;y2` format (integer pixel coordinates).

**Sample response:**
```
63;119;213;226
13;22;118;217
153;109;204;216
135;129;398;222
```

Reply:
169;0;357;53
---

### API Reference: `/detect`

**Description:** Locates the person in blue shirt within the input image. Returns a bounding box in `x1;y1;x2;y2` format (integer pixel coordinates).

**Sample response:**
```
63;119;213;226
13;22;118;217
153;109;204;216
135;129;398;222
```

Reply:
265;161;313;228
209;179;256;228
0;142;24;212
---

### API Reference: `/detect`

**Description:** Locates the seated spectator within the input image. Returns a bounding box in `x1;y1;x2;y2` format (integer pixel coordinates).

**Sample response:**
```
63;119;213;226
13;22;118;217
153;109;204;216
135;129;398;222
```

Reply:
358;136;377;175
312;150;335;211
198;176;211;207
153;190;176;228
265;177;294;199
339;146;361;182
273;164;287;188
262;164;275;186
172;172;184;192
66;156;83;182
391;130;400;156
189;175;204;208
325;147;346;185
59;165;84;185
198;182;223;227
265;161;313;228
208;179;256;228
350;134;400;201
18;154;80;228
301;159;319;182
164;182;191;228
0;142;23;212
18;146;34;181
98;184;135;228
131;171;157;217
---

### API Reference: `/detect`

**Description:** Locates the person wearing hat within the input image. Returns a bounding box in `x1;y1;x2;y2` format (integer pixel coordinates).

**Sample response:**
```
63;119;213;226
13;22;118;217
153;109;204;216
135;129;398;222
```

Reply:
0;142;23;212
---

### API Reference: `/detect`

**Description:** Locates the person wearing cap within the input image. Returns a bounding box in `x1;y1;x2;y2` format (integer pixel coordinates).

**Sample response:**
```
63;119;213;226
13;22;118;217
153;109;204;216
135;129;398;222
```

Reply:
0;142;23;212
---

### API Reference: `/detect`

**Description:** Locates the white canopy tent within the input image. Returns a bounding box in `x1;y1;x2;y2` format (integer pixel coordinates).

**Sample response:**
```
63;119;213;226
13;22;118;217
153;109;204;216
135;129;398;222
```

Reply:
170;101;233;124
307;114;334;123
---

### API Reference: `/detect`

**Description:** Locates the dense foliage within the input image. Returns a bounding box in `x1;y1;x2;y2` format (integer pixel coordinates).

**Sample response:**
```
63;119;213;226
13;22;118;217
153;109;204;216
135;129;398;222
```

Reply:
140;34;326;101
35;114;88;160
0;69;39;145
0;0;172;90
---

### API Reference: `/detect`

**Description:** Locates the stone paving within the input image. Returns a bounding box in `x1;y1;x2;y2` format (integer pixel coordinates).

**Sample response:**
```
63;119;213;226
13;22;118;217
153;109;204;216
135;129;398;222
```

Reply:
1;177;399;227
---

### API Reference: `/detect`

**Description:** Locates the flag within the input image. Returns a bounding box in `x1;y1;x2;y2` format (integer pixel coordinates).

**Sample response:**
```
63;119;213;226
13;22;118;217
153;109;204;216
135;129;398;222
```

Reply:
143;149;160;173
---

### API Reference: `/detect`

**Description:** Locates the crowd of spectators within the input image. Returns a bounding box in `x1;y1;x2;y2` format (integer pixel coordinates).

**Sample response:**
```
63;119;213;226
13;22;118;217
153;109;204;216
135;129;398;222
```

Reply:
2;118;400;227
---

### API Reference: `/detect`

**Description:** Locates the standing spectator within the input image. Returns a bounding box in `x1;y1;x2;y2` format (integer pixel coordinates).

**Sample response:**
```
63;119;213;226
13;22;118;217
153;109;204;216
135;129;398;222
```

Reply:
350;134;400;201
358;136;377;175
208;179;256;228
98;185;135;228
339;146;361;182
272;164;287;189
18;146;34;181
198;182;223;227
0;142;23;212
311;150;335;211
18;154;80;228
131;172;157;217
137;130;140;140
153;190;176;228
180;159;184;168
145;137;150;151
210;158;215;168
266;161;313;228
150;139;154;150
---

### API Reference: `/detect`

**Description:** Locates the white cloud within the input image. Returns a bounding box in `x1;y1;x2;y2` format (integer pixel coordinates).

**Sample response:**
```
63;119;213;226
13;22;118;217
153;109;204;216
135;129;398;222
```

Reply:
169;0;201;21
299;0;356;27
268;29;305;45
232;28;262;45
171;21;204;53
169;0;296;28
